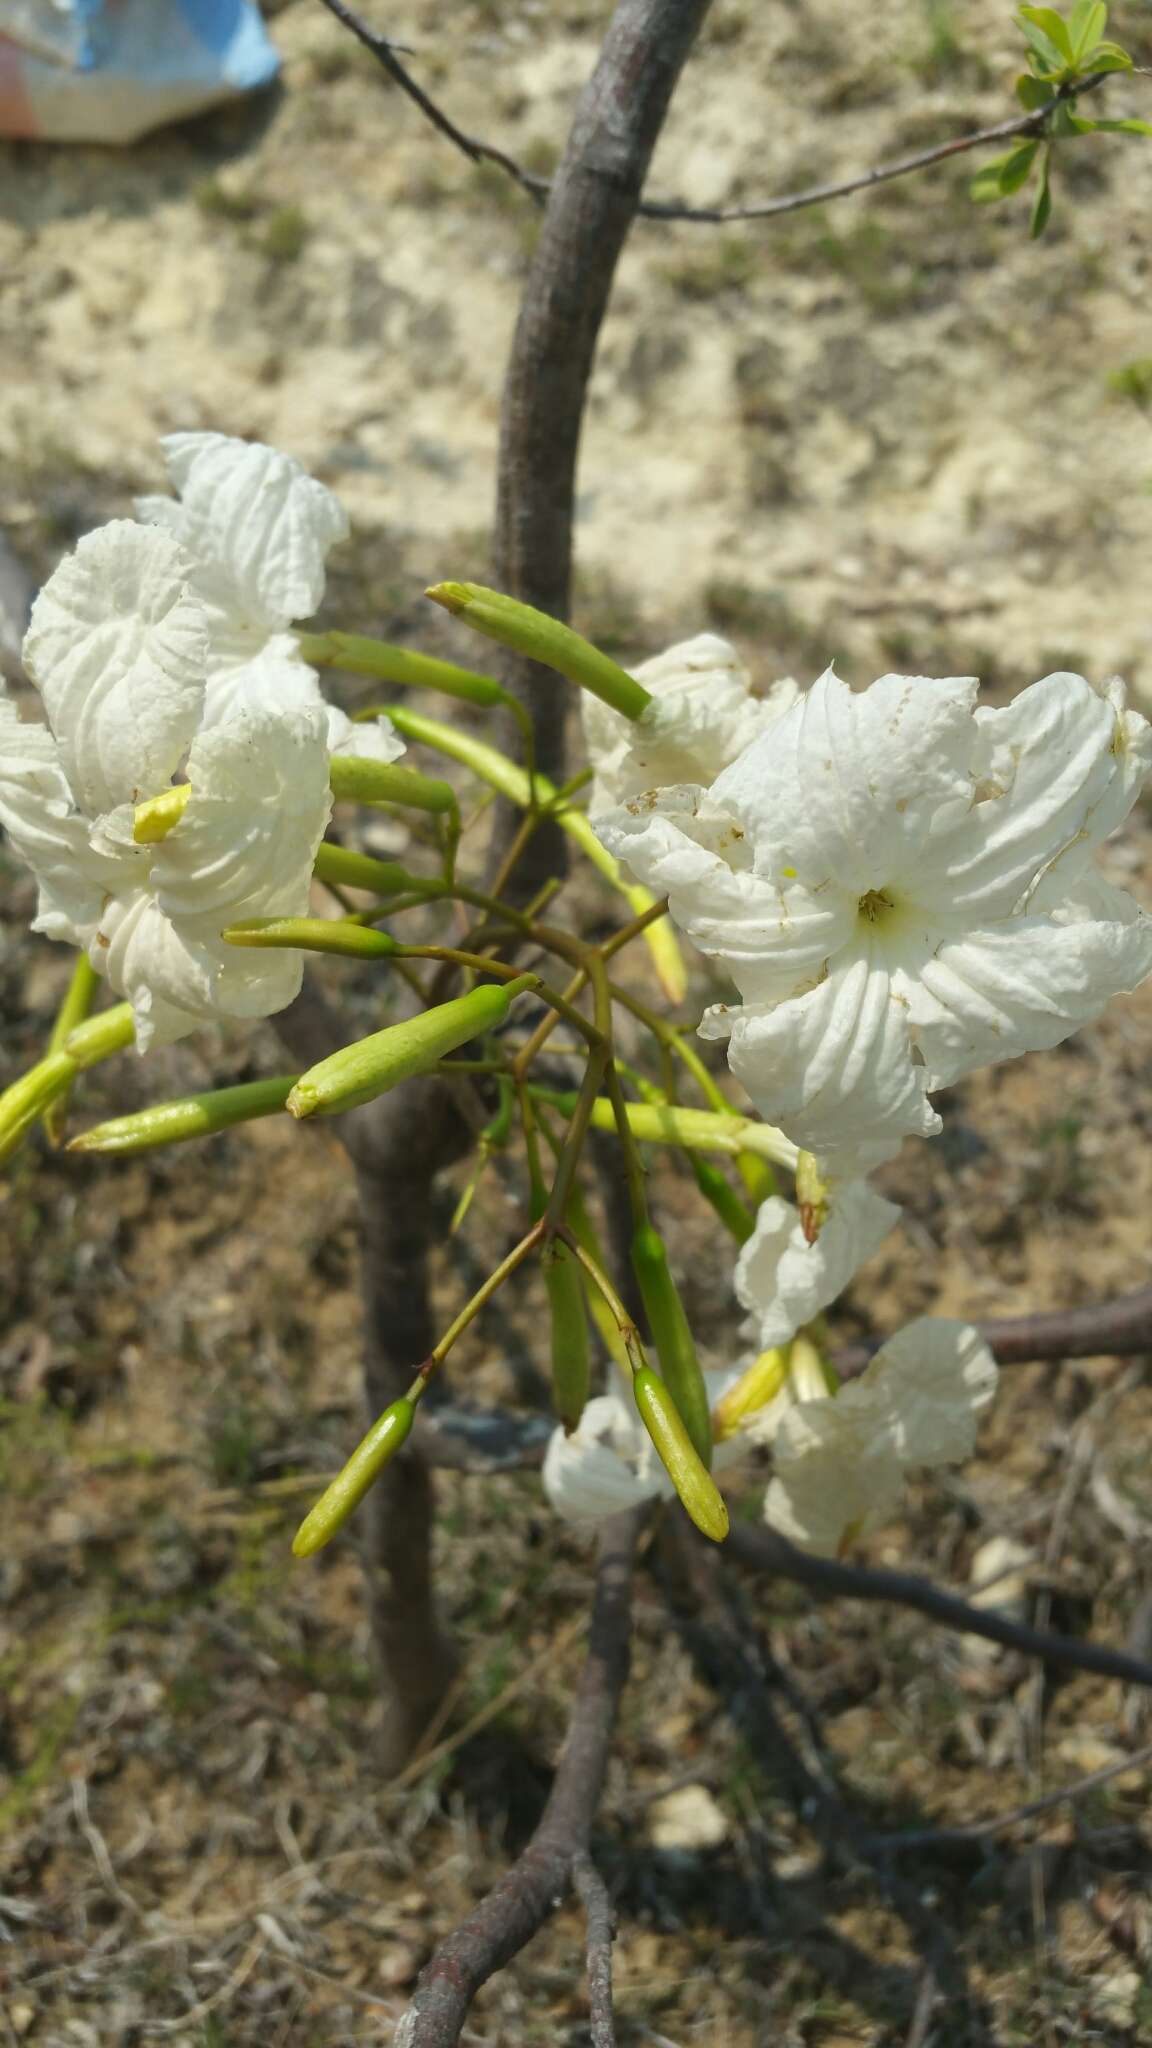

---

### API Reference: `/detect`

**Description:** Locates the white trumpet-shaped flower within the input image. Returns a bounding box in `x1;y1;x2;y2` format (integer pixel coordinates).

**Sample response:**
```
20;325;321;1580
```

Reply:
735;1180;902;1350
762;1318;998;1555
582;632;800;817
543;1366;750;1526
597;668;1152;1172
136;431;404;764
0;521;333;1051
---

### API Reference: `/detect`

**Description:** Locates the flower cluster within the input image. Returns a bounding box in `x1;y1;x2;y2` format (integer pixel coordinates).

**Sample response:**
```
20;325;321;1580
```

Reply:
543;1171;1000;1555
0;434;393;1048
594;664;1152;1175
555;644;1152;1552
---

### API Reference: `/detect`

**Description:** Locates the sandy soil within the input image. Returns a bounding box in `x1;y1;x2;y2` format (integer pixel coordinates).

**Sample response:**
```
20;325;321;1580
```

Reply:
3;1;1152;2042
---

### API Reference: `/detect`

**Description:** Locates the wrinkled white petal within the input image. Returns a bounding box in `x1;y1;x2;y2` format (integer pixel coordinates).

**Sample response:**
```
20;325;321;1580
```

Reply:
196;636;404;763
916;673;1140;920
23;522;207;819
585;632;799;815
735;1181;902;1349
764;1394;905;1556
901;909;1152;1091
709;667;979;890
711;947;938;1173
866;1317;998;1466
326;706;407;763
0;687;128;943
95;889;223;1051
152;706;332;930
763;1317;995;1554
599;786;851;1007
156;431;348;630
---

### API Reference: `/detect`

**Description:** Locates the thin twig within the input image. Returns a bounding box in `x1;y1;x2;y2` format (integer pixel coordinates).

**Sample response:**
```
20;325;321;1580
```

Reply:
572;1854;619;2048
867;1737;1152;1855
726;1522;1152;1692
395;1510;641;2047
318;3;1121;226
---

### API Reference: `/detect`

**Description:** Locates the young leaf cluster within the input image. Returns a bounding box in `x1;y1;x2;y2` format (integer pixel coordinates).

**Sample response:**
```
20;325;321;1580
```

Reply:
971;3;1149;236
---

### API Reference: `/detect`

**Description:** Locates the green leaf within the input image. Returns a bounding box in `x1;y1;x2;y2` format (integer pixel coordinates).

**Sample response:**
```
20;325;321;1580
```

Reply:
970;143;1040;201
1088;116;1152;134
970;155;1015;202
1087;41;1133;71
1000;139;1043;191
1030;147;1053;235
1066;0;1107;64
1016;71;1054;107
1018;7;1074;62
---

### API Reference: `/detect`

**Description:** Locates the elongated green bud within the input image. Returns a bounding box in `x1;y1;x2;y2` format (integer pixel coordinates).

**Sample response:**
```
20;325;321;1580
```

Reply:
287;975;539;1119
328;755;457;815
42;953;100;1146
530;1089;798;1171
62;1003;136;1070
543;1237;591;1433
384;705;687;1003
426;582;652;722
633;1368;729;1543
712;1346;789;1442
1;1002;134;1166
297;631;506;707
293;1397;416;1556
631;1224;712;1468
690;1156;756;1244
69;1076;296;1155
562;1179;632;1374
1;1049;77;1166
313;841;429;897
223;917;398;960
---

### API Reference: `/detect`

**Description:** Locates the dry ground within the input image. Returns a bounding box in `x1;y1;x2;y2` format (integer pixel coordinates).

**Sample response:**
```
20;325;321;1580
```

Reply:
2;1;1152;2042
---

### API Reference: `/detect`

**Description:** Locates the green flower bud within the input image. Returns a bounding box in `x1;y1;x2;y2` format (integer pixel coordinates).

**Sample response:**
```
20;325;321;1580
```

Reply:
328;755;456;814
313;841;430;897
297;631;506;708
287;976;539;1119
223;917;398;960
631;1223;712;1468
689;1155;756;1244
69;1076;296;1155
293;1398;416;1556
543;1237;591;1433
426;582;652;722
633;1368;729;1544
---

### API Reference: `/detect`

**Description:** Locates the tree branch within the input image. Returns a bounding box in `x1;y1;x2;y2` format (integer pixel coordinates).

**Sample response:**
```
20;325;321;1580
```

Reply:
489;0;714;888
318;3;1121;226
395;1510;641;2048
726;1522;1152;1692
834;1283;1152;1382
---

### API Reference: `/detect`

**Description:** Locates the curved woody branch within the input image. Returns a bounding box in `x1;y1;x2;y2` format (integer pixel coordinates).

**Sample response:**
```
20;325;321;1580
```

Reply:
395;1511;641;2048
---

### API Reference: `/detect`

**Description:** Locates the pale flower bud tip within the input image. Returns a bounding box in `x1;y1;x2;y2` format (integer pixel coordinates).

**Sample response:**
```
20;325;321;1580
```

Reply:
426;581;469;615
286;1083;316;1120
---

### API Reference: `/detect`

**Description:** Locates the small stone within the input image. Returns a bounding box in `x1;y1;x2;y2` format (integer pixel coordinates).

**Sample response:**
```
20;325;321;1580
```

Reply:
963;1536;1035;1664
378;1940;423;1988
648;1783;728;1852
1090;1969;1142;2028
